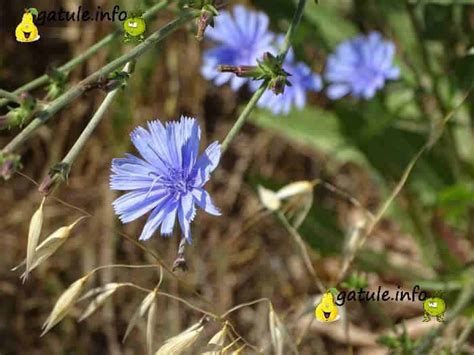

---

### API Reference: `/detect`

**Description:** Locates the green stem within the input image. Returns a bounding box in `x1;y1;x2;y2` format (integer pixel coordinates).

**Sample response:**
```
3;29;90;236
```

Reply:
280;0;307;60
406;1;462;178
0;0;170;108
2;9;198;155
62;62;132;167
336;89;472;284
275;210;325;293
221;83;267;152
0;89;21;105
221;0;308;153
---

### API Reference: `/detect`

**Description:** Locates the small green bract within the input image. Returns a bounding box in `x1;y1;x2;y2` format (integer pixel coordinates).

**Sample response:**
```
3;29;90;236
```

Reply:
422;297;446;322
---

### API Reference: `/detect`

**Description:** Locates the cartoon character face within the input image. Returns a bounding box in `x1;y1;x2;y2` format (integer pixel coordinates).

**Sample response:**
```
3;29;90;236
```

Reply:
123;17;146;37
423;297;446;316
15;12;40;43
315;292;340;322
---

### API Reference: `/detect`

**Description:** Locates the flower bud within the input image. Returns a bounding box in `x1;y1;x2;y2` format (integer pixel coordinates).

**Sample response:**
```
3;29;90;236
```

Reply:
217;65;262;78
0;153;21;180
196;9;214;41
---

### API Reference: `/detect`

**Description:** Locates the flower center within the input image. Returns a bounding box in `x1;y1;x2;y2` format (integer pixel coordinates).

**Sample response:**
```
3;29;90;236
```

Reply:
167;168;192;195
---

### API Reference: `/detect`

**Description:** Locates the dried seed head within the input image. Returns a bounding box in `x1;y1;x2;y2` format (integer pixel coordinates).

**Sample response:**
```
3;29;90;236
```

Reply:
276;181;314;200
123;290;157;343
258;186;281;211
41;274;91;336
147;300;158;355
24;197;46;282
268;305;297;355
155;322;204;355
269;305;284;355
202;322;228;354
13;217;85;275
78;283;126;322
231;345;247;354
18;217;85;276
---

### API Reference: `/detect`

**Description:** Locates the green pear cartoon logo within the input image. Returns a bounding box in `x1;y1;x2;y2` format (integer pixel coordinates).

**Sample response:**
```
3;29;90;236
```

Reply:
15;8;40;43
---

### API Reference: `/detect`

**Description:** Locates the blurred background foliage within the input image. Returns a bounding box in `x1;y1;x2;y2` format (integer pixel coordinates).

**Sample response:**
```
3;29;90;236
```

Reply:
0;0;473;354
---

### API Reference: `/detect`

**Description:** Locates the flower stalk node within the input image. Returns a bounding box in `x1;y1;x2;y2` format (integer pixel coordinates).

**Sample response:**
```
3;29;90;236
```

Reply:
45;67;68;100
0;93;37;129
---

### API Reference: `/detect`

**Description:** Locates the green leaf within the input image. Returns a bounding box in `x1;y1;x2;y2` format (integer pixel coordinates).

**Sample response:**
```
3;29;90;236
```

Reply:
28;8;39;17
251;107;369;167
303;1;358;50
437;183;474;206
435;183;474;225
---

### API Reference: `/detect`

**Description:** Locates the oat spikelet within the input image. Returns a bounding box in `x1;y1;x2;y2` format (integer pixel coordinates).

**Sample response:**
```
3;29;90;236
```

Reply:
202;322;228;354
14;217;85;275
277;181;314;229
147;299;158;355
123;290;156;343
258;186;281;211
230;345;246;354
155;322;204;355
269;305;284;355
275;180;314;200
78;283;125;322
24;197;46;282
268;305;297;355
41;274;91;336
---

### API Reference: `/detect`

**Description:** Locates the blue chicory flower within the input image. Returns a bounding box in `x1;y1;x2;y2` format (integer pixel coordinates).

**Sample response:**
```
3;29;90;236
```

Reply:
201;5;275;91
325;31;400;100
110;117;221;243
252;49;322;115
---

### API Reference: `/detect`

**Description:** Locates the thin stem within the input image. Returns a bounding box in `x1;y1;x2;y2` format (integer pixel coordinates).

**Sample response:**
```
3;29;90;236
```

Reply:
451;316;474;354
156;291;219;319
226;322;261;353
2;9;198;154
0;0;171;108
63;62;131;167
276;211;326;293
220;0;308;153
119;231;217;309
15;170;94;218
220;298;271;318
336;88;472;284
0;89;21;105
280;0;307;59
122;282;154;293
157;266;164;289
87;263;161;277
221;83;266;152
406;0;463;178
315;179;375;222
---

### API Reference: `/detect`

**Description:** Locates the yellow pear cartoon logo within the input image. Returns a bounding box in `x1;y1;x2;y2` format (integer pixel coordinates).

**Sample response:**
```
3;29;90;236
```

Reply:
315;291;340;322
15;8;40;43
